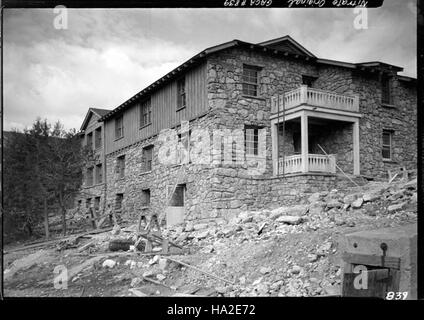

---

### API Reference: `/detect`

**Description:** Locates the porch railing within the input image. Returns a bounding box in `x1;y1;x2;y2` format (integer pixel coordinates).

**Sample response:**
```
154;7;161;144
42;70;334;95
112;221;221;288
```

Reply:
278;154;336;174
271;85;359;113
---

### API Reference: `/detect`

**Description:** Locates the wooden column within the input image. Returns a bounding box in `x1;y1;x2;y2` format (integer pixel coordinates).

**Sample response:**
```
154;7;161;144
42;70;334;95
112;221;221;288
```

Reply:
301;113;309;173
353;120;360;175
271;122;279;176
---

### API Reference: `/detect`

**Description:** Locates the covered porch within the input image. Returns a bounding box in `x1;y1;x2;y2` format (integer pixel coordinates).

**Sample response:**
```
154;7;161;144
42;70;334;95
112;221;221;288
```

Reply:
270;86;362;176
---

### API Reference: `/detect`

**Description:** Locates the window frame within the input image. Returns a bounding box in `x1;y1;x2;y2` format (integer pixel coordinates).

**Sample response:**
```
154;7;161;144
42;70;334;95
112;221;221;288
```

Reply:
177;77;187;111
382;130;393;161
381;75;392;105
95;163;103;184
140;98;152;128
86;167;94;186
116;155;126;179
86;132;93;150
142;145;154;172
94;127;102;149
244;126;260;156
142;189;151;207
242;65;261;97
115;115;124;140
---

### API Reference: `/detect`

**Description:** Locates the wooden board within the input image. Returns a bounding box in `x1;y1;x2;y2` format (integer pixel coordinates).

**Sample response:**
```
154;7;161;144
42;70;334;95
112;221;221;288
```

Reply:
342;252;401;270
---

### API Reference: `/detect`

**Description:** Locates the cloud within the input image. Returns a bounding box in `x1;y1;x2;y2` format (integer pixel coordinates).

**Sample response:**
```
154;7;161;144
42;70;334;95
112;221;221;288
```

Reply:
2;2;416;131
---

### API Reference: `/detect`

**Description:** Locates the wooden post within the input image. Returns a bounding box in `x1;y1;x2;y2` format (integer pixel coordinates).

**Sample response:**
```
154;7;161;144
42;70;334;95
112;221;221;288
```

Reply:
301;112;309;173
44;198;49;240
353;120;360;175
271;122;279;176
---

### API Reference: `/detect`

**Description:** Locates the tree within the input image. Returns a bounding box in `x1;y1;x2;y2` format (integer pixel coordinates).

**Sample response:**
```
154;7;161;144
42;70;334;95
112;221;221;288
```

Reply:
3;118;90;241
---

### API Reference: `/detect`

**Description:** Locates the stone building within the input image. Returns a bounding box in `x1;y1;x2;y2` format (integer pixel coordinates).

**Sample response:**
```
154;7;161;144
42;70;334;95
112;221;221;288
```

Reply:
79;36;417;225
78;108;110;217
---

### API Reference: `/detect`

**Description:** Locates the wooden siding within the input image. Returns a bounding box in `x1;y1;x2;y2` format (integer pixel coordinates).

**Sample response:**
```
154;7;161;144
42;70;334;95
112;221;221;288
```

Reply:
104;62;208;154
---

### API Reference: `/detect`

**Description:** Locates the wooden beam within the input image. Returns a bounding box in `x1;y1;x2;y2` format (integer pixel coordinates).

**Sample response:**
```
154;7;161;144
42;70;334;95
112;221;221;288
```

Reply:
342;252;401;270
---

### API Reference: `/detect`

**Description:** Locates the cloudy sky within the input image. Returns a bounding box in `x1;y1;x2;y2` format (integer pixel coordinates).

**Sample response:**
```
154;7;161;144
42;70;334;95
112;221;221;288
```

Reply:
3;0;417;131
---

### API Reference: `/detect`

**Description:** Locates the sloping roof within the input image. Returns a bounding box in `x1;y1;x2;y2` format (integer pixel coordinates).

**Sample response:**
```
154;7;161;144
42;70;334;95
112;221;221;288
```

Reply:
98;36;412;122
256;35;316;58
80;107;110;131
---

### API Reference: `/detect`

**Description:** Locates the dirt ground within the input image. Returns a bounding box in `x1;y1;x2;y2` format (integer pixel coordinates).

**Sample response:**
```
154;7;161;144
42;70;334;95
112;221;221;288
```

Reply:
3;179;418;297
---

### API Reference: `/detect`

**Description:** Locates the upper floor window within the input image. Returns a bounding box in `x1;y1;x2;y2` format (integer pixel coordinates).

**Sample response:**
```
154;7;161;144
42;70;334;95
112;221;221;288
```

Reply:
95;127;102;149
381;75;392;105
116;155;125;178
86;167;94;186
382;130;393;160
142;145;154;172
177;130;191;164
140;98;152;128
245;126;260;156
177;78;186;110
242;65;261;97
86;132;93;150
95;163;103;184
115;115;124;139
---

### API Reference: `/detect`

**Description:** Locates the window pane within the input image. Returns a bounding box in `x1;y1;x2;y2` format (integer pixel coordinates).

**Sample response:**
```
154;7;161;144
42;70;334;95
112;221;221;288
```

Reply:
382;147;391;159
382;132;391;145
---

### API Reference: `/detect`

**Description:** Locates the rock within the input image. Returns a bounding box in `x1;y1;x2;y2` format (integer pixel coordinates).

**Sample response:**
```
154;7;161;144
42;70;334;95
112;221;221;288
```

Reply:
156;274;166;281
239;276;246;285
343;194;357;205
290;266;302;274
326;199;342;209
130;277;142;287
158;258;168;271
317;242;332;256
346;221;356;227
102;259;116;268
308;192;321;204
194;230;209;239
260;267;272;274
216;286;227;294
142;270;155;278
388;202;407;213
242;216;254;223
148;255;160;265
362;192;380;202
308;254;319;262
403;179;417;190
351;198;364;209
252;277;263;286
235;225;243;232
323;284;341;296
410;192;417;203
111;224;121;236
276;215;302;225
193;223;209;231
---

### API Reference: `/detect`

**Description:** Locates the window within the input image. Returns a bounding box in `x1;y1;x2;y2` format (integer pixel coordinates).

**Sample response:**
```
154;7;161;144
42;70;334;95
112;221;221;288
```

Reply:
177;78;186;110
140;98;152;127
302;75;317;88
95;163;103;184
382;130;393;160
245;126;260;156
94;197;101;212
381;75;392;105
86;132;93;150
95;127;102;149
142;189;151;207
115;193;123;211
169;184;185;207
86;167;94;186
86;198;91;208
115;115;124;139
177;130;191;164
142;145;154;172
242;65;261;96
116;155;125;178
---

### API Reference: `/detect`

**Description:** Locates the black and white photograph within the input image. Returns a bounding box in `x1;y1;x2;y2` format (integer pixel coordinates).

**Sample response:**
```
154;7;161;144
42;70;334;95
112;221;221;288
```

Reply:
0;0;421;304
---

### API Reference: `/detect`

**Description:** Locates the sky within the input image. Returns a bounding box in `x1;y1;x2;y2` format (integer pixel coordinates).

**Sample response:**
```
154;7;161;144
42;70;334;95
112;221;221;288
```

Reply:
2;0;417;131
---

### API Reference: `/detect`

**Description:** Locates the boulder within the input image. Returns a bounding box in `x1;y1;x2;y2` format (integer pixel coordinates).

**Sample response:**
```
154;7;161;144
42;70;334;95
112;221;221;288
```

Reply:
259;267;272;275
351;198;364;209
388;202;407;213
193;230;209;240
193;223;209;231
102;259;116;268
276;215;303;225
362;192;380;202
